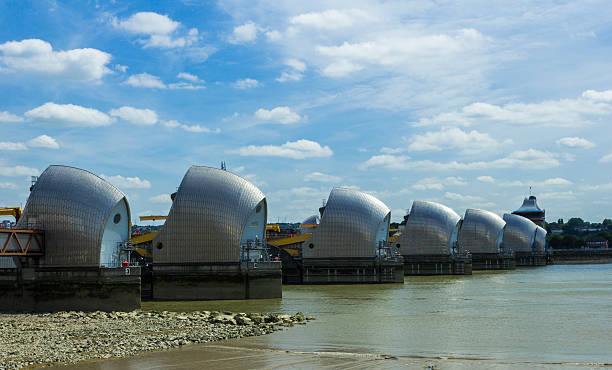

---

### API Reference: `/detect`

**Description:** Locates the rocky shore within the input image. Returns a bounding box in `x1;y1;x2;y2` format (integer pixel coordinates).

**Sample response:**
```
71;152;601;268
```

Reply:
0;310;312;370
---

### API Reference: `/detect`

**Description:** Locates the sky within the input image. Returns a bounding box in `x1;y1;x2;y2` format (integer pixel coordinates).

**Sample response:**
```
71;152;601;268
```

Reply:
1;0;612;225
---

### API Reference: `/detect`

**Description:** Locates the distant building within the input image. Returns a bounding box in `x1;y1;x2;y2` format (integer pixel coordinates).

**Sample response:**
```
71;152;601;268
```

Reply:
512;195;545;227
585;235;609;249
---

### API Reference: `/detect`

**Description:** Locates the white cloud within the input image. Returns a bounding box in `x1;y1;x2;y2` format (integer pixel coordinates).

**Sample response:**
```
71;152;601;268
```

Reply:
477;176;495;183
101;174;151;189
25;102;114;127
27;135;59;149
0;111;24;123
112;12;196;49
277;59;306;82
538;191;577;200
109;106;158;125
414;90;612;128
233;78;260;89
290;9;373;30
233;139;333;159
0;142;27;150
276;70;303;82
321;60;364;78
0;39;111;82
229;22;259;44
149;194;172;204
162;120;219;134
168;81;205;90
599;153;612;163
412;177;467;191
0;182;18;190
499;177;572;187
582;89;612;102
303;172;341;183
254;106;301;124
444;192;483;202
0;165;39;177
285;58;306;72
124;73;166;89
115;64;128;72
407;127;510;154
177;72;199;82
360;149;560;171
114;12;179;34
556;137;595;149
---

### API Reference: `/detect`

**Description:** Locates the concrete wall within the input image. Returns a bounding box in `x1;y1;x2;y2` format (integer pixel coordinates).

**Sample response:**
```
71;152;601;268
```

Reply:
402;255;472;275
151;262;282;300
301;258;404;284
0;267;141;312
471;253;516;270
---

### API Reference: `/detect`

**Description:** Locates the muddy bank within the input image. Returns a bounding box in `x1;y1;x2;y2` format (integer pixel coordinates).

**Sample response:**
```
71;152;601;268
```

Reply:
0;310;311;370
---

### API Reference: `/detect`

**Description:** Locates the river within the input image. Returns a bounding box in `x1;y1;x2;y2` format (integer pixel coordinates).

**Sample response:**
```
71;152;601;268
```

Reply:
65;264;612;368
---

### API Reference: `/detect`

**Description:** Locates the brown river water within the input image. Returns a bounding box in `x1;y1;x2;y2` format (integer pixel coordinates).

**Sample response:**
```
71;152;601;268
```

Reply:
61;264;612;369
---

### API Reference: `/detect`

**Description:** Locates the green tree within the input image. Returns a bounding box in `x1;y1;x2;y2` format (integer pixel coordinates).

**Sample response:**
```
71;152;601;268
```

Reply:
561;235;578;249
548;234;563;249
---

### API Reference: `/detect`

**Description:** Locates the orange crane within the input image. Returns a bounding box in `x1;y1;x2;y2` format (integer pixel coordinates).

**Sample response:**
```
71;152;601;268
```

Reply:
139;215;167;221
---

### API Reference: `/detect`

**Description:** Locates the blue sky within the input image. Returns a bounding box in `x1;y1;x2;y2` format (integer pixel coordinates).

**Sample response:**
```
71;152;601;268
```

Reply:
2;0;612;224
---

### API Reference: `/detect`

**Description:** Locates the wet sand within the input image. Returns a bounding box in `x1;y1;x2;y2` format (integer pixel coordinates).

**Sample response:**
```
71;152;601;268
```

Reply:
54;335;609;370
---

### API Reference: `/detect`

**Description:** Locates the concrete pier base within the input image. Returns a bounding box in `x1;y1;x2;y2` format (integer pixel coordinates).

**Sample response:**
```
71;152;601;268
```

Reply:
402;255;472;275
0;267;141;312
471;253;516;270
300;258;404;284
515;252;547;266
151;262;282;300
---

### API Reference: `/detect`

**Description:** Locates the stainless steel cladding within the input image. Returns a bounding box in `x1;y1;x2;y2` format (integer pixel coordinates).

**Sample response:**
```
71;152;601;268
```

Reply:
304;188;390;259
502;213;537;252
397;200;461;255
16;165;130;267
302;215;320;225
457;208;506;254
153;166;266;264
533;226;547;252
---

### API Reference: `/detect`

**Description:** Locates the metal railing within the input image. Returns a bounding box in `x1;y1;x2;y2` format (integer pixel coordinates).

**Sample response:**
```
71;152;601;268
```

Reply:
240;239;273;263
377;241;402;262
0;229;44;256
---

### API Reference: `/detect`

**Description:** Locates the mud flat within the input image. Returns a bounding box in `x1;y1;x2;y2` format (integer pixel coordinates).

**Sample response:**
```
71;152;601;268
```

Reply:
0;310;310;370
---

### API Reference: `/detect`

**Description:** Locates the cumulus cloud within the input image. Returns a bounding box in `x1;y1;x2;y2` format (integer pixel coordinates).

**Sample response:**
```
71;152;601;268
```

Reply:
0;142;27;150
112;12;198;49
582;89;612;102
277;58;307;82
27;135;59;149
0;39;111;82
124;73;166;89
556;137;595;149
414;90;612;127
25;102;114;127
109;106;158;125
499;178;572;187
254;106;301;124
290;9;373;30
412;177;467;191
360;149;560;171
303;172;341;183
232;139;333;159
149;194;172;204
0;165;39;177
177;72;199;82
0;182;18;190
101;174;151;189
229;21;259;44
408;127;510;154
0;111;24;123
477;175;495;183
599;153;612;163
444;192;483;202
233;78;260;89
162;120;220;134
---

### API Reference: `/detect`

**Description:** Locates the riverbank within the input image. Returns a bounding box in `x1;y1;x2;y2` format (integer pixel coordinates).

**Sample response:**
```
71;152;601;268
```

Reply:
0;310;310;370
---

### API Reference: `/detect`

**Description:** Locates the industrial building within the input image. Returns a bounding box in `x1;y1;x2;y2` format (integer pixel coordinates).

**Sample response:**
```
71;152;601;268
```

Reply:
0;165;140;312
457;209;515;270
299;188;403;284
512;195;545;226
396;200;472;275
502;213;547;266
151;166;281;300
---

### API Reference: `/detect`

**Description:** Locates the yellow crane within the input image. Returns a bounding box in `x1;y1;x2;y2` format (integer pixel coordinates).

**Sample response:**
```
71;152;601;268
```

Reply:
139;215;167;221
0;207;22;222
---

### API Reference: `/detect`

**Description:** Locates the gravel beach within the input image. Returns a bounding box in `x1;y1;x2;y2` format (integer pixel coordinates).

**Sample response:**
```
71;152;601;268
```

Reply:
0;310;311;370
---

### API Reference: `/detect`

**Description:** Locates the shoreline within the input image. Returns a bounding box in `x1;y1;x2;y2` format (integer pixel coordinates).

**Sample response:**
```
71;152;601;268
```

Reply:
0;310;310;370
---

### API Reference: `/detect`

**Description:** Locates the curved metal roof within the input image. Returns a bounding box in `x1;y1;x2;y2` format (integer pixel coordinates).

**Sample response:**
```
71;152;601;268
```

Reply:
302;215;320;225
533;226;547;252
457;208;506;254
153;166;266;264
513;196;544;214
304;187;390;259
16;165;130;267
502;213;537;253
397;200;461;255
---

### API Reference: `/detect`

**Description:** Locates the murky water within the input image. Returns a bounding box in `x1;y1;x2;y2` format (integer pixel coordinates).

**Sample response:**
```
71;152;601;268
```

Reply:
142;264;612;365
